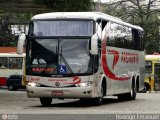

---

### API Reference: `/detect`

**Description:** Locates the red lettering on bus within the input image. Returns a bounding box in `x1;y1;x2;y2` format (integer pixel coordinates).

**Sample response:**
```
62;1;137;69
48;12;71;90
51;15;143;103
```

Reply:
121;52;139;64
48;79;67;82
30;77;40;82
32;67;56;73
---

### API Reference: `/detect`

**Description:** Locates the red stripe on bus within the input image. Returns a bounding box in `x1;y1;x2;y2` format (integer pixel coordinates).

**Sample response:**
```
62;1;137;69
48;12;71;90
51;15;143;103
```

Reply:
107;49;119;69
101;37;130;81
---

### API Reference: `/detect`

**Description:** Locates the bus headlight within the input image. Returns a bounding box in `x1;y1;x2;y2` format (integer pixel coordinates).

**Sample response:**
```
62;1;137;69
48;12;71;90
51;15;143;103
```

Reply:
27;82;41;87
75;81;93;87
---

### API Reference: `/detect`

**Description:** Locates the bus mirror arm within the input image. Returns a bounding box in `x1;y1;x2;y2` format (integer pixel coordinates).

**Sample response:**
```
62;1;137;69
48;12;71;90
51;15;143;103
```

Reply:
90;34;98;55
17;33;26;55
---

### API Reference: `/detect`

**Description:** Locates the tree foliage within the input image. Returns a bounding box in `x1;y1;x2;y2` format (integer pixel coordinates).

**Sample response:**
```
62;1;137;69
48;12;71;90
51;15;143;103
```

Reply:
0;12;30;46
0;13;17;46
104;0;160;54
34;0;93;12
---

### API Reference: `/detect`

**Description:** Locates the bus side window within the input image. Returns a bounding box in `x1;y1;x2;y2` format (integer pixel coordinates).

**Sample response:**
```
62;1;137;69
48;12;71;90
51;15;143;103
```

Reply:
139;31;144;51
132;29;144;51
9;57;23;69
0;57;8;69
13;64;18;69
0;63;6;69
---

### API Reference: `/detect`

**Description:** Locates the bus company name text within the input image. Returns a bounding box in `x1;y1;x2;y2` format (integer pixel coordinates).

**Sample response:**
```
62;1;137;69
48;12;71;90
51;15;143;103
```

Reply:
48;78;67;82
121;52;139;64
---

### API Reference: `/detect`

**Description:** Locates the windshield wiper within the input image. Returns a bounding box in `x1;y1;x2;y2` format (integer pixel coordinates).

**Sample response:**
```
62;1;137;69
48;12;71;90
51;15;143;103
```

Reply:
59;53;73;73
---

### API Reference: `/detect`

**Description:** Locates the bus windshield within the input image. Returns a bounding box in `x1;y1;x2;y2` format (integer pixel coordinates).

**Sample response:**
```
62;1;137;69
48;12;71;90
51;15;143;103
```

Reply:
31;20;93;36
27;20;94;76
27;38;92;76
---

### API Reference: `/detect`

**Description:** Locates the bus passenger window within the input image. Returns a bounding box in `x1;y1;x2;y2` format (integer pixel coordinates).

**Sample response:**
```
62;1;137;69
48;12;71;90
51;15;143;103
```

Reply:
0;57;8;69
9;57;23;69
0;63;6;69
13;64;18;69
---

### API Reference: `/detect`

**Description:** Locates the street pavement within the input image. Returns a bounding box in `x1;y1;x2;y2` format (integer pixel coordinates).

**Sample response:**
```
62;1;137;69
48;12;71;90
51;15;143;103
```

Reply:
0;88;160;120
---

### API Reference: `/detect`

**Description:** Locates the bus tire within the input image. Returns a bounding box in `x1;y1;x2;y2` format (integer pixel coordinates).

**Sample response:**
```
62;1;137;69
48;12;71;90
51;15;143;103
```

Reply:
93;83;104;106
127;80;136;100
40;98;52;107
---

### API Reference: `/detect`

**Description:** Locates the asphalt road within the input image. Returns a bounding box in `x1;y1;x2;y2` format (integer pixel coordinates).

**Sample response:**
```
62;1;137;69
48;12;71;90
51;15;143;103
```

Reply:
0;88;160;120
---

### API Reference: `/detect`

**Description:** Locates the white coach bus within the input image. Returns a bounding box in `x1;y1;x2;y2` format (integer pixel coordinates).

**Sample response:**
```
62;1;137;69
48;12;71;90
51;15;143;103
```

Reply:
18;12;145;106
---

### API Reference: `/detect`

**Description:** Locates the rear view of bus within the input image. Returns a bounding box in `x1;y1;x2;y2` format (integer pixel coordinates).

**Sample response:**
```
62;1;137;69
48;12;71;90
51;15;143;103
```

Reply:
23;12;145;106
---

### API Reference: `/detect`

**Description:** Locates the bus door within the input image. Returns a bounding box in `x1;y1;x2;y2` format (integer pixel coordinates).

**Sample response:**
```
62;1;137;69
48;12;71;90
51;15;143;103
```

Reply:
154;63;160;91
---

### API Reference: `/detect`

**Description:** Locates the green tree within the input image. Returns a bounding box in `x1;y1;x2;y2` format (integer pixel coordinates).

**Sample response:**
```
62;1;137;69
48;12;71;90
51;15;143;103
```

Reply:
34;0;93;12
0;12;30;47
0;13;16;46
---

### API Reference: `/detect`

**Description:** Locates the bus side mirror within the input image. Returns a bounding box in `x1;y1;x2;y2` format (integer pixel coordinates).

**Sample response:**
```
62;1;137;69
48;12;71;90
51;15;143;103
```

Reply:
17;33;26;54
90;34;98;55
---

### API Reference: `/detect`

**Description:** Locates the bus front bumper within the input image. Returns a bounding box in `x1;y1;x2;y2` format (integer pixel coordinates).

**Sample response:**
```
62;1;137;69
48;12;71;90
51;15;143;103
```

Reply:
27;86;97;98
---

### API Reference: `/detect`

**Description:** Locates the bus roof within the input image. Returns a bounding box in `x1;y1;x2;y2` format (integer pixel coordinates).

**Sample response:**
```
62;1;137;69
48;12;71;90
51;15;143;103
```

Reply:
145;55;160;61
31;12;143;31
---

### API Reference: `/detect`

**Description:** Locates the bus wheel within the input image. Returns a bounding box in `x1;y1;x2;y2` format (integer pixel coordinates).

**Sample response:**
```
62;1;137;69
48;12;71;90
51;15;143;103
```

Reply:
40;98;52;106
127;81;136;100
93;85;104;106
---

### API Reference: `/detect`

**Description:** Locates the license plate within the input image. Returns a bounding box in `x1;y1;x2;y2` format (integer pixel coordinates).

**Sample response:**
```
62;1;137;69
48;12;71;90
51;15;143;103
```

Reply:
52;91;63;96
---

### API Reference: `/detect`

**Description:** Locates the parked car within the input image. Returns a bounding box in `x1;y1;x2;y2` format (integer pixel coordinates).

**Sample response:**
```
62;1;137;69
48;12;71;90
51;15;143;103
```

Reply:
6;75;26;91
